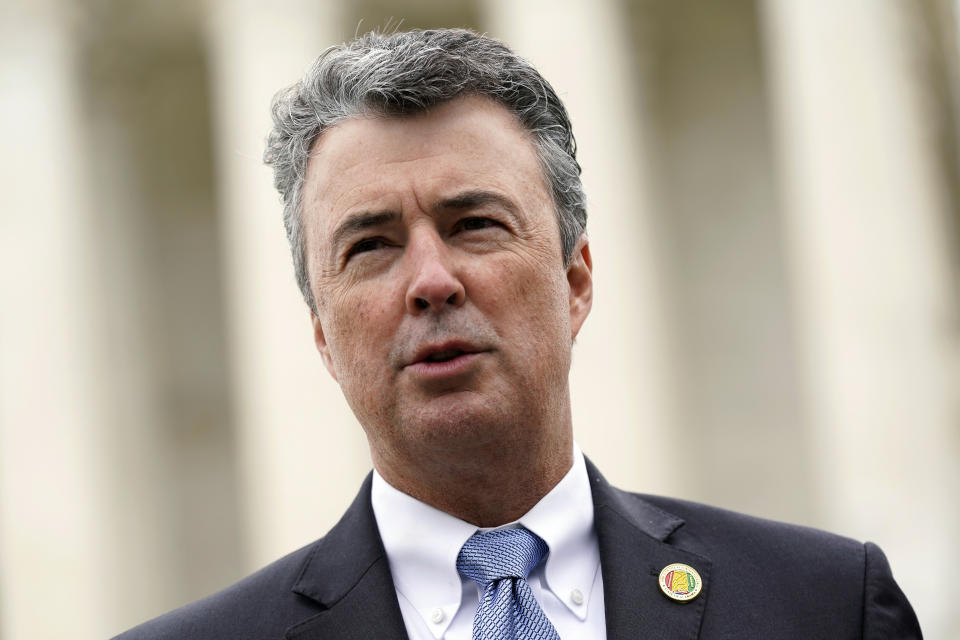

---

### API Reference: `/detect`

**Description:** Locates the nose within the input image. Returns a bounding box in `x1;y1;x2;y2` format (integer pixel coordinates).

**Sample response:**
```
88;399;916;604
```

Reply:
404;231;466;314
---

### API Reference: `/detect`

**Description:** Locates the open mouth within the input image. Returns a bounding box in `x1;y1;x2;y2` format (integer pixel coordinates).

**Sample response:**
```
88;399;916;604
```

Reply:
405;342;484;378
422;349;466;363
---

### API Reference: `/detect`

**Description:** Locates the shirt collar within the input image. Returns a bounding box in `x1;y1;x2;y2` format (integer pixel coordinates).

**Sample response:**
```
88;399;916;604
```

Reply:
371;444;599;636
515;444;599;619
371;470;475;638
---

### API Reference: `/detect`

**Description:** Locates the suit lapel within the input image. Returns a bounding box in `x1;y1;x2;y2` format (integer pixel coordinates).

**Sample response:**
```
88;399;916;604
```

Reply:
284;474;408;640
586;459;712;640
282;462;711;639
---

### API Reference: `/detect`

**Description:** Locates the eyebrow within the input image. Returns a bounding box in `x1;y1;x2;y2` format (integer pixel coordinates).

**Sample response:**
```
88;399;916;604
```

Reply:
434;189;520;217
330;211;399;250
329;189;519;250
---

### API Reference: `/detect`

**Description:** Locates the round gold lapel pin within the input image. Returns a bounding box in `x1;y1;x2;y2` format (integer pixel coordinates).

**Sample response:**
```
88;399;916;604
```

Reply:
658;563;703;602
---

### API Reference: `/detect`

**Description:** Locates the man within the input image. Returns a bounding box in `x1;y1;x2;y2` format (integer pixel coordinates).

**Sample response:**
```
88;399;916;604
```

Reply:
115;28;921;639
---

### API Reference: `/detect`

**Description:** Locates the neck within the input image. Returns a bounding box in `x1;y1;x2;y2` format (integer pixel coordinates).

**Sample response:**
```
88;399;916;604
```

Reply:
372;431;574;527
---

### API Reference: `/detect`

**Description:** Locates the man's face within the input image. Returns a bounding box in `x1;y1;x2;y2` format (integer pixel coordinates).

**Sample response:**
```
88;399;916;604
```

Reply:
301;95;592;468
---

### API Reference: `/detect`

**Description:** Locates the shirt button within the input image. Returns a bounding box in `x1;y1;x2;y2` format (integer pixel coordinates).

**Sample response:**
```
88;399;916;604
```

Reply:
570;588;584;605
430;608;445;624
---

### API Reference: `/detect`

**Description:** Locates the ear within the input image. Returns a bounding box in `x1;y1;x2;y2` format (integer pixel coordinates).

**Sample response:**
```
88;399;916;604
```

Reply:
311;311;338;382
567;234;593;340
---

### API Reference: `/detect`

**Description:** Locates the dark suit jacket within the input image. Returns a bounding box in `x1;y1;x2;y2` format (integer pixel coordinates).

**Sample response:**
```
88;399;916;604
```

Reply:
114;459;921;639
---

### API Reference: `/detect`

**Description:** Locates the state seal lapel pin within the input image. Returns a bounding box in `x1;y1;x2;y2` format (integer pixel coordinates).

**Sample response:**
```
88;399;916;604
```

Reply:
658;563;703;602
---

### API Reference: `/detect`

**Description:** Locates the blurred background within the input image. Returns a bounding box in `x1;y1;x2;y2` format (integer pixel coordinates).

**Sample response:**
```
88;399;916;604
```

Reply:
1;0;958;637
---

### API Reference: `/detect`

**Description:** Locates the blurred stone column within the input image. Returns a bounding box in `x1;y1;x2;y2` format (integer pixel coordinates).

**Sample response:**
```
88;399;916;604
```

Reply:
0;3;113;639
480;0;672;491
204;0;371;570
761;1;960;635
626;0;813;523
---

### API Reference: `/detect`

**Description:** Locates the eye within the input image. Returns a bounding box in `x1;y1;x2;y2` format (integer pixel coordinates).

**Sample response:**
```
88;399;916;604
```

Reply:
345;237;390;259
456;217;502;232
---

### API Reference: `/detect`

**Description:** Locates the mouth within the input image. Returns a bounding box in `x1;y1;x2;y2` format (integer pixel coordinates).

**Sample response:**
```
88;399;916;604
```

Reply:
422;349;468;363
404;341;486;379
408;340;482;365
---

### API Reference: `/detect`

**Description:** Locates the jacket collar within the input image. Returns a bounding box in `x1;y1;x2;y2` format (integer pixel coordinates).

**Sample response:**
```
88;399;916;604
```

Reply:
286;460;711;639
586;457;711;639
285;473;408;640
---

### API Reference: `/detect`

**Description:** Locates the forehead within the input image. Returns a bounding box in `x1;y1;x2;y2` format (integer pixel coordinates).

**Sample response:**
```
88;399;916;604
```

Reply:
301;96;551;238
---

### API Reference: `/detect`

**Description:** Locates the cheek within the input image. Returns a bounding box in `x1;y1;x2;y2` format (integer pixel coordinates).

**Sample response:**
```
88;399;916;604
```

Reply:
502;269;571;345
324;292;395;375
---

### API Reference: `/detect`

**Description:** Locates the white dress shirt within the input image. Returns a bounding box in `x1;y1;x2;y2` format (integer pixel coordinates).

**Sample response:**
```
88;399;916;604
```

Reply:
371;444;606;640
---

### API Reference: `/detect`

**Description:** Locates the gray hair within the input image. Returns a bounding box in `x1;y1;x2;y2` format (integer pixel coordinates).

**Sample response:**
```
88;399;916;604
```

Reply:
263;28;587;313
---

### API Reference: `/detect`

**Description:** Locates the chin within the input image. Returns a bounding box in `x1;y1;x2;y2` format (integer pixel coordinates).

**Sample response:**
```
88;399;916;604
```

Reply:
400;397;520;447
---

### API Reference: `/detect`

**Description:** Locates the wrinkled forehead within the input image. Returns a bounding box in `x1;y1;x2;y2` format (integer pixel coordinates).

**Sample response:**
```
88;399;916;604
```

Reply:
300;96;552;239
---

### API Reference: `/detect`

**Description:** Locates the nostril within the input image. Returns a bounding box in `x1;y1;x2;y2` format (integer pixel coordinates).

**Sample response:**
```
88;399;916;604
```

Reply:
445;293;458;305
415;297;429;310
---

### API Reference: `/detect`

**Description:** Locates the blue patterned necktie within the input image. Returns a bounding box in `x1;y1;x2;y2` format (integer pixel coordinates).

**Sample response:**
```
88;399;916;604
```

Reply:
456;528;562;640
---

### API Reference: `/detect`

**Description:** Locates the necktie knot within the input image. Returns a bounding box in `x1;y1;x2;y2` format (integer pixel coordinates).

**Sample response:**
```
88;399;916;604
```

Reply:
456;528;560;639
456;528;549;586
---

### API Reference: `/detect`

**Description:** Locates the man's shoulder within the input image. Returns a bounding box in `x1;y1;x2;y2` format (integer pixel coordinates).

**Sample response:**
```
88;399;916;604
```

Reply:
589;463;864;565
605;488;921;638
112;540;324;640
635;491;863;556
113;473;391;640
620;488;875;588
